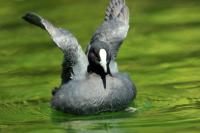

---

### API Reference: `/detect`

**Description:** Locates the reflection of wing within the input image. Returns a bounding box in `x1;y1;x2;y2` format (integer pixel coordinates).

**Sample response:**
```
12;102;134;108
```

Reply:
23;13;88;83
88;0;129;59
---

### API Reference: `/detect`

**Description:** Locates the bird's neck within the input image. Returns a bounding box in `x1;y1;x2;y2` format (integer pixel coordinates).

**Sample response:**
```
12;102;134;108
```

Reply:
87;64;106;76
87;63;112;77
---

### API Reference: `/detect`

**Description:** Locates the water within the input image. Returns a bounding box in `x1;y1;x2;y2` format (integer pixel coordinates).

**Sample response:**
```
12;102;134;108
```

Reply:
0;0;200;132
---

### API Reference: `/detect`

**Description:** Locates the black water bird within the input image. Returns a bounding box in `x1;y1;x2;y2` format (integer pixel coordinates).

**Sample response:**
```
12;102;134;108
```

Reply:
23;0;136;115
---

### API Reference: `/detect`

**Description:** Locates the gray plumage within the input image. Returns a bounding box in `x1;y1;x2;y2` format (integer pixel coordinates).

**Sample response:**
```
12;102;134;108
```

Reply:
51;73;136;115
105;0;129;24
23;13;88;83
23;0;136;115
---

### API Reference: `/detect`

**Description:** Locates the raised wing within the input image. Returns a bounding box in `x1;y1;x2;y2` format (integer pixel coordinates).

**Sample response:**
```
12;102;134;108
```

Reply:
88;0;129;59
23;13;88;84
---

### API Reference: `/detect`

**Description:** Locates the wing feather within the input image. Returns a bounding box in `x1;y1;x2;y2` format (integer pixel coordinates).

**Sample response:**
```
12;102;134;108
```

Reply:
23;13;88;83
88;0;129;59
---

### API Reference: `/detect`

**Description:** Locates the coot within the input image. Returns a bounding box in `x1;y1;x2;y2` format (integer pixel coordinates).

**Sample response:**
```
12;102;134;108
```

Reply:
23;0;136;115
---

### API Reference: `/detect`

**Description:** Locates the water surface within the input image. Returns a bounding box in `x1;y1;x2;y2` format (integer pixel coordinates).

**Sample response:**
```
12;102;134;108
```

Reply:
0;0;200;132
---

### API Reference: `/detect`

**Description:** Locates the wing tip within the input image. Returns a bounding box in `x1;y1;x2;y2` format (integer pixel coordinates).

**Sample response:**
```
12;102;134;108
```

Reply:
105;0;129;24
22;12;45;29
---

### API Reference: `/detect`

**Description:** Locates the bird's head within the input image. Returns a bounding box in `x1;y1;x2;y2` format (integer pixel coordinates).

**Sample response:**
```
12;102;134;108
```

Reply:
88;41;111;75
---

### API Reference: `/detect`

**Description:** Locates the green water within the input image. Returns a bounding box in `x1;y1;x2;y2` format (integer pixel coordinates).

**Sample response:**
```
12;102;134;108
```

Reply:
0;0;200;132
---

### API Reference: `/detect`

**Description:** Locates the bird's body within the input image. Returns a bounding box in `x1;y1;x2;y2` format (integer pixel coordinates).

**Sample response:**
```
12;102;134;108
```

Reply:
23;0;136;115
52;73;136;115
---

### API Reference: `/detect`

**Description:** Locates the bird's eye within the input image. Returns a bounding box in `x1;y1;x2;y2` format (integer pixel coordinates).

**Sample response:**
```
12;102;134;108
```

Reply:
97;56;100;62
93;52;100;62
89;52;99;63
92;50;100;62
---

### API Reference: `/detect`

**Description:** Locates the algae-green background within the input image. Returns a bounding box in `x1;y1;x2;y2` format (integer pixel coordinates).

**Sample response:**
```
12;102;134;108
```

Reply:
0;0;200;132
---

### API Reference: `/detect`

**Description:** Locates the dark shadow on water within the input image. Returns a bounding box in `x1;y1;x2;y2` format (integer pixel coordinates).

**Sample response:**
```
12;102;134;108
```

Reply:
50;101;138;130
51;109;137;123
50;108;137;133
